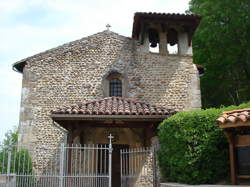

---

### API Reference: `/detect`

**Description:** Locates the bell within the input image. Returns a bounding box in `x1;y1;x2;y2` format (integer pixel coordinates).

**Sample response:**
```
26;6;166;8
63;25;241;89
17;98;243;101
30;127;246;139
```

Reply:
150;42;157;48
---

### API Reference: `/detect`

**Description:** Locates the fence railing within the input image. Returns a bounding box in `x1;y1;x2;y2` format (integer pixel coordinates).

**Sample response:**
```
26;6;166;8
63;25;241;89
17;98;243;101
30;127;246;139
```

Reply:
0;138;156;187
120;147;156;187
0;141;113;187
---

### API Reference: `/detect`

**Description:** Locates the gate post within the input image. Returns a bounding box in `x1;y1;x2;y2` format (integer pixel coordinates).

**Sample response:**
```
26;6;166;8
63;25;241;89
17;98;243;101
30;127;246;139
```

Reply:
108;134;113;187
59;143;65;187
152;146;157;187
7;147;12;187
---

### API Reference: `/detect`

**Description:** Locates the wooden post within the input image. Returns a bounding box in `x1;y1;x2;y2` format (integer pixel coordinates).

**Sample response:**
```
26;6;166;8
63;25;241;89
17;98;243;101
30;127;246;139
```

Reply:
224;131;237;184
229;143;237;184
144;124;156;147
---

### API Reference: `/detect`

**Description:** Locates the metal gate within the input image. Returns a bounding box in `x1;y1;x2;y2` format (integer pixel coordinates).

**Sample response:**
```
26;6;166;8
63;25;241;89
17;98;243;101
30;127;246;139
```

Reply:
0;137;157;187
120;147;157;187
0;135;113;187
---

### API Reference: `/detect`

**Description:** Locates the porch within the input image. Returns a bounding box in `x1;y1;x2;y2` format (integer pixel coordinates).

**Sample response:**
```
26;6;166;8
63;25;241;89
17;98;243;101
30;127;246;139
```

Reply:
51;97;175;146
51;97;176;186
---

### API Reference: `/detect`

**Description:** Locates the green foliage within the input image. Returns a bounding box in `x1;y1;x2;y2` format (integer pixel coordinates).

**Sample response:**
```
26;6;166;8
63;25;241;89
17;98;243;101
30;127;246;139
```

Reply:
188;0;250;108
1;126;18;147
0;127;33;185
0;127;34;186
0;149;33;174
158;101;250;184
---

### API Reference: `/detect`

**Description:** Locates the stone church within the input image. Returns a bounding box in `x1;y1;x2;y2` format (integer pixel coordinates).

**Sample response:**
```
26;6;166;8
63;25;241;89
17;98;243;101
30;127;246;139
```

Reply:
13;12;201;186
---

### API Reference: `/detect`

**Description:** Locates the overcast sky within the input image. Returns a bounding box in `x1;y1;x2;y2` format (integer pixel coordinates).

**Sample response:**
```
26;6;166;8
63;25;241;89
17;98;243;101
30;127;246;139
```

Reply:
0;0;190;142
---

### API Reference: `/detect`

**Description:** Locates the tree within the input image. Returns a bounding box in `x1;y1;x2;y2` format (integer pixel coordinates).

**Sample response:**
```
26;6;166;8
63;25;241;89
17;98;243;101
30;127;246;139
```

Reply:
1;126;18;147
0;127;33;177
188;0;250;108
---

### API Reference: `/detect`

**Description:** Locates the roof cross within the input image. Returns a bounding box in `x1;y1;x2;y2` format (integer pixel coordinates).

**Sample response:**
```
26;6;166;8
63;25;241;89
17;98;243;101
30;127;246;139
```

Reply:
106;24;111;31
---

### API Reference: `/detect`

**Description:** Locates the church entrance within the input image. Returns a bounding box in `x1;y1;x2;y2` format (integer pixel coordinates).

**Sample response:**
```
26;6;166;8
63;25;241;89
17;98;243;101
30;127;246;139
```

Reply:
50;97;173;186
112;144;129;187
0;140;157;187
95;142;156;187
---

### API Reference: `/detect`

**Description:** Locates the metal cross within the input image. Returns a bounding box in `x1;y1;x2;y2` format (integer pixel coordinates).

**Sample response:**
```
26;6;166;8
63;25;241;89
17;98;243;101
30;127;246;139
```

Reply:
106;24;111;31
108;134;114;144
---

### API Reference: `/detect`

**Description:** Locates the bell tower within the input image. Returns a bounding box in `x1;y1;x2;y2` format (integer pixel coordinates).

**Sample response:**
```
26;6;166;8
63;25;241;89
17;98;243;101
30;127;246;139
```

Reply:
132;13;201;55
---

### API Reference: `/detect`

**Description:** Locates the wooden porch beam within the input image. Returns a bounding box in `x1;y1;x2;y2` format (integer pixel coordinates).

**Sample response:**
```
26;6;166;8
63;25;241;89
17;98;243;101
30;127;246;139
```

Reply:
59;122;159;130
51;114;169;121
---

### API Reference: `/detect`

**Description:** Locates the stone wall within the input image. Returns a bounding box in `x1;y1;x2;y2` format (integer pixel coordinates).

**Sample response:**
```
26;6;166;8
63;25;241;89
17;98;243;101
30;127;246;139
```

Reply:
134;151;155;187
18;29;201;149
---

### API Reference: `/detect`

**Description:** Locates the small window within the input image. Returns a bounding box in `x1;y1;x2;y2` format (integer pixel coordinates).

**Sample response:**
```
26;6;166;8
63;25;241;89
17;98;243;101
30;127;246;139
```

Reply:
109;78;122;97
102;71;127;97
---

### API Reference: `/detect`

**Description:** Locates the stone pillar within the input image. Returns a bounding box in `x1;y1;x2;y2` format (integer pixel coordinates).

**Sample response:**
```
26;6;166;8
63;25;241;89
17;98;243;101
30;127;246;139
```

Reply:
151;136;161;187
141;32;150;52
151;136;160;150
18;69;37;146
178;32;192;55
184;64;202;110
159;32;168;54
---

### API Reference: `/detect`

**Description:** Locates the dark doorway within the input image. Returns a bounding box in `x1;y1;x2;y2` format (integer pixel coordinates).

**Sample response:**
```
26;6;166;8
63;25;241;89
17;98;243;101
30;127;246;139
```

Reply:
112;144;129;187
236;146;250;175
98;144;129;186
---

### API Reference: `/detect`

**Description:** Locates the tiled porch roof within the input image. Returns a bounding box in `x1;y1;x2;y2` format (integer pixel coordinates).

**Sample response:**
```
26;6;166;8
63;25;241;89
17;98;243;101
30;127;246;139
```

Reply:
216;108;250;124
51;97;176;116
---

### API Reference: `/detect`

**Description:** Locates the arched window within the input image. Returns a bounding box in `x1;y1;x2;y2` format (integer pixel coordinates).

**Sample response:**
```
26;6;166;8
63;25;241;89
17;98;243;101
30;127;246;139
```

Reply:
102;71;127;97
109;78;122;96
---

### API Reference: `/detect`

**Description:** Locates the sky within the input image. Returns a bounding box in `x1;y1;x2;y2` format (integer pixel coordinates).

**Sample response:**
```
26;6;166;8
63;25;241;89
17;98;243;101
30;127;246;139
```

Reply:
0;0;190;142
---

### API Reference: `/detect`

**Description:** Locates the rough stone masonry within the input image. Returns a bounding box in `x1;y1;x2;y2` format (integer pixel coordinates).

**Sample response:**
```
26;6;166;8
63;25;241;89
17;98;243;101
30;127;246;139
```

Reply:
12;12;202;187
16;29;201;146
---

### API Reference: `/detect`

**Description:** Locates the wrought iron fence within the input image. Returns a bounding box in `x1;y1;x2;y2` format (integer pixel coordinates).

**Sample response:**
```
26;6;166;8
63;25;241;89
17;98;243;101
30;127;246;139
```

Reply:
0;140;112;187
120;147;156;187
0;137;157;187
63;144;111;187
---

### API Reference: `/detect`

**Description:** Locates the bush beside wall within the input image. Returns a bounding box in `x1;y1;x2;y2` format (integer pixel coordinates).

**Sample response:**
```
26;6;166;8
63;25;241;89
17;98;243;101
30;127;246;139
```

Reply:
158;102;250;184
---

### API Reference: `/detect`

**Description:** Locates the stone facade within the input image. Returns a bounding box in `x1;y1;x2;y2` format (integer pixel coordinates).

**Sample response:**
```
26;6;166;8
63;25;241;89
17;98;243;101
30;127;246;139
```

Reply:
17;30;201;146
13;12;202;187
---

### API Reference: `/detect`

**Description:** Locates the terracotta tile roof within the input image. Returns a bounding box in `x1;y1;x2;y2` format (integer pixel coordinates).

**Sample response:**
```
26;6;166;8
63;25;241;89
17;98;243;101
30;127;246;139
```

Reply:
51;97;176;116
216;108;250;124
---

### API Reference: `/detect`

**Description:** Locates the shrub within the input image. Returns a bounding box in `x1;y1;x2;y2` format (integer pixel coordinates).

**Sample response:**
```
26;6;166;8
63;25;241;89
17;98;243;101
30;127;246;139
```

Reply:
158;102;250;184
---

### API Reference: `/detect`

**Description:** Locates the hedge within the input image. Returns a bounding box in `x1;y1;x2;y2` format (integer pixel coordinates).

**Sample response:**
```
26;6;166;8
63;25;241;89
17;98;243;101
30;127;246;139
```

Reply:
158;102;250;184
